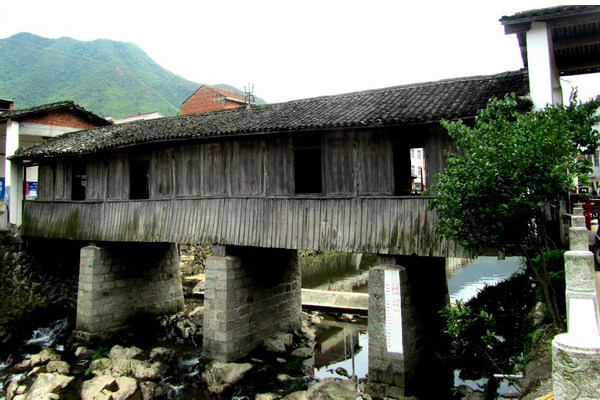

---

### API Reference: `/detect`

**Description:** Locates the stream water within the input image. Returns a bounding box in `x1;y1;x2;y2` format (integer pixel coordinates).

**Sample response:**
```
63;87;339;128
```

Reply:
302;253;525;394
0;253;524;398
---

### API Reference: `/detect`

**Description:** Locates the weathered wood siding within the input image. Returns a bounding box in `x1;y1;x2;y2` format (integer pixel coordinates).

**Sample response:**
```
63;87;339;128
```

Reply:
54;159;72;200
175;144;201;196
358;131;393;195
151;149;174;198
87;158;107;200
323;131;355;195
202;141;229;196
38;164;54;201
108;154;129;200
22;197;465;257
266;137;293;195
23;125;460;255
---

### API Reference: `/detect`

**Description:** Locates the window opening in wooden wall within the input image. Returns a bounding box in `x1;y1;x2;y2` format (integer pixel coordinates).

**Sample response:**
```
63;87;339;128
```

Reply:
294;135;322;194
71;159;86;200
393;145;421;196
130;157;150;199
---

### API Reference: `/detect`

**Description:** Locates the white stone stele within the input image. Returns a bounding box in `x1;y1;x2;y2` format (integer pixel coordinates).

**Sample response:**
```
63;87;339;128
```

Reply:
384;269;403;354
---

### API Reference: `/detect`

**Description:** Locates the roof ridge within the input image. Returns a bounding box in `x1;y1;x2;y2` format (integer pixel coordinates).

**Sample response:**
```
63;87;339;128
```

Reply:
248;69;528;107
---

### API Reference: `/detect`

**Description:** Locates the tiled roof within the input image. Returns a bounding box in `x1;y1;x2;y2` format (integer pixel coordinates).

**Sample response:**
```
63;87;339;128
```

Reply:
208;86;248;103
500;5;600;23
0;100;111;125
13;70;529;159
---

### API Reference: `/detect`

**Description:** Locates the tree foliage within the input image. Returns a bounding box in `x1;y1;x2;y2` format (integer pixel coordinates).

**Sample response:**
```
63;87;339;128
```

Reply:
429;92;600;328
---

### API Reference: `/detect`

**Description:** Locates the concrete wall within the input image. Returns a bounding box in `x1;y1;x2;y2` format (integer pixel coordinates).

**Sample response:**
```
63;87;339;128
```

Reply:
75;242;184;339
203;245;302;362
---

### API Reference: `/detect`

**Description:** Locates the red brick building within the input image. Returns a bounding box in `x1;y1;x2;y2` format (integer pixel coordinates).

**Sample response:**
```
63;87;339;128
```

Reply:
180;85;251;115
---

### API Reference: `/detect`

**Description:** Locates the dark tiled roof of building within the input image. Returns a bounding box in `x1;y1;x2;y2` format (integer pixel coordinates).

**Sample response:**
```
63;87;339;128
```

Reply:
0;100;111;125
13;70;529;159
500;5;600;24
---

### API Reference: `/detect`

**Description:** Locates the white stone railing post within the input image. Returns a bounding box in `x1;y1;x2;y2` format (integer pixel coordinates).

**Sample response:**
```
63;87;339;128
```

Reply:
552;204;600;398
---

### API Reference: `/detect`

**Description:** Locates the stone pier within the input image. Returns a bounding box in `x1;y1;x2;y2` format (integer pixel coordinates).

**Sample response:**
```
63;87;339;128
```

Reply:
552;205;600;398
75;242;184;340
202;245;302;362
367;255;451;399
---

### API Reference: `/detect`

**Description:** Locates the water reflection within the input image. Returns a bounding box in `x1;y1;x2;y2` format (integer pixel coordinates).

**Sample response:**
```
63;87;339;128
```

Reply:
301;253;525;384
310;318;368;380
300;253;376;292
447;256;524;303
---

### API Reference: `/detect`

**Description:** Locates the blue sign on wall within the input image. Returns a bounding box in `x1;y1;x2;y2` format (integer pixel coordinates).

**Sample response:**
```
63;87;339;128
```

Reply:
0;178;5;200
27;181;38;199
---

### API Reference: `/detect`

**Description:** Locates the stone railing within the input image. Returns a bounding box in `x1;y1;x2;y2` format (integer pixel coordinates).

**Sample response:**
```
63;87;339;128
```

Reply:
552;204;600;398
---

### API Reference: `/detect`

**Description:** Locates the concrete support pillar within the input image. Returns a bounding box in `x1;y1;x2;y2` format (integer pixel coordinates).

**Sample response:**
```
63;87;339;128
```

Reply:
5;119;22;225
203;245;302;362
367;255;451;399
526;21;563;109
75;242;184;341
552;205;600;398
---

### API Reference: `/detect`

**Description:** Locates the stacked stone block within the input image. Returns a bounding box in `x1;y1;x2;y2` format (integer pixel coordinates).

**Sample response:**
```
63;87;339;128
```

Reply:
552;205;600;398
367;255;450;399
203;245;302;362
76;242;184;340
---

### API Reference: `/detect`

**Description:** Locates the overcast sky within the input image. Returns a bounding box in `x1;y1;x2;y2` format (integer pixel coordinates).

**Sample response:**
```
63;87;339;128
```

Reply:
1;0;599;104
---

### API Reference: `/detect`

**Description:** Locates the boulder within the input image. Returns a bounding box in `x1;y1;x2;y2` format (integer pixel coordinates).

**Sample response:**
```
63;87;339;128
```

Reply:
29;348;59;367
81;375;115;400
284;378;362;400
149;347;176;362
291;347;314;358
264;333;294;353
75;346;95;359
89;358;112;376
202;361;253;394
110;358;132;377
131;360;168;381
24;373;74;400
139;381;158;400
81;375;137;400
256;394;281;400
109;345;143;361
46;361;70;375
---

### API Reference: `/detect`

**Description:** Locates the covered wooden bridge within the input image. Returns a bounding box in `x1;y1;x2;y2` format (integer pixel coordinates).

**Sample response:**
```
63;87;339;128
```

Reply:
11;70;528;398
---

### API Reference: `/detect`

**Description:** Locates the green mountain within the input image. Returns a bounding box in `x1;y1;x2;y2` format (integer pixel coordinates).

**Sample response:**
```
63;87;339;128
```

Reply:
0;32;263;119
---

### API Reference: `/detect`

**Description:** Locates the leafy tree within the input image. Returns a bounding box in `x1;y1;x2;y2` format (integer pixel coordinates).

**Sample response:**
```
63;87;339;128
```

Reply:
429;93;600;329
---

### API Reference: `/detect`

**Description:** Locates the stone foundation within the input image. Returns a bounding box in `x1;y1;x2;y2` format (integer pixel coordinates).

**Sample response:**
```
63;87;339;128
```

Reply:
367;255;451;399
202;245;302;362
75;242;184;340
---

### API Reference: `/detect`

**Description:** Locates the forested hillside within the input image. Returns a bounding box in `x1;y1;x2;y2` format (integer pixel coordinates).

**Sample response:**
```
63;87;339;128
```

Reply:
0;33;262;119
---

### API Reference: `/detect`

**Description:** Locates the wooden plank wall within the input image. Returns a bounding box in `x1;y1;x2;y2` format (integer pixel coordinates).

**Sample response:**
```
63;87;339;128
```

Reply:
24;125;459;255
22;197;465;257
37;164;54;201
108;154;129;199
87;158;107;200
53;159;71;200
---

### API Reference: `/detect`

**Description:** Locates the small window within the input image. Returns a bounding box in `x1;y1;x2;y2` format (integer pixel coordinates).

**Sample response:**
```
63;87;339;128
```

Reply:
294;135;322;194
72;159;86;200
130;157;150;199
594;153;599;168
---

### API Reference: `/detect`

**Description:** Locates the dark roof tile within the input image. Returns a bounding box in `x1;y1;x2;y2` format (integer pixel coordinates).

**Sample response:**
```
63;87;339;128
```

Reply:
0;100;111;126
13;70;528;159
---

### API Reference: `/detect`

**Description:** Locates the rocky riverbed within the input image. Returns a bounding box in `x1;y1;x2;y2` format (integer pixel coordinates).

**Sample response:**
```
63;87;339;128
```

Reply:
0;310;373;399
